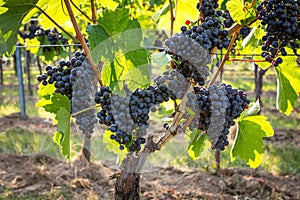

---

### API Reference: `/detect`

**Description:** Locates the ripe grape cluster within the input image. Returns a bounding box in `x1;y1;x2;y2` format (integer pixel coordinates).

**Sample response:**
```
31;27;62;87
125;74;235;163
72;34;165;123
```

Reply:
178;61;210;86
37;52;97;136
154;69;189;99
71;54;97;137
257;0;300;66
192;84;250;150
94;84;177;153
207;84;229;146
37;60;73;99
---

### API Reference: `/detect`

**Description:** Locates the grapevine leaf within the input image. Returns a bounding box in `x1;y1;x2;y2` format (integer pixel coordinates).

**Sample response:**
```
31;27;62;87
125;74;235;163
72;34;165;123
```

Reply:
231;115;274;168
36;0;82;36
86;25;110;53
88;8;150;93
186;128;200;146
25;37;40;54
103;129;128;163
239;99;260;118
0;0;39;55
275;64;300;116
101;49;150;94
36;92;70;114
100;0;118;10
152;1;174;22
53;107;71;159
37;83;55;99
226;0;255;25
219;0;230;10
98;8;130;36
118;19;143;50
187;130;207;160
150;52;171;68
0;31;6;53
158;0;199;33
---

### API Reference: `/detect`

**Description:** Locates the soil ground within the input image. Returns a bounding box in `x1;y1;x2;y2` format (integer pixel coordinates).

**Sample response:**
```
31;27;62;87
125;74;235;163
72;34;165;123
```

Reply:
0;114;299;200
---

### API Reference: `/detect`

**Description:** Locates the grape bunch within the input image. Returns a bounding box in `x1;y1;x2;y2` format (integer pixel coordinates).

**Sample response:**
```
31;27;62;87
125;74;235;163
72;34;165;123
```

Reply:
95;84;177;153
192;84;250;150
178;61;210;86
71;55;97;137
222;10;235;28
37;51;97;136
257;0;300;66
206;84;229;146
154;69;189;99
165;33;211;66
37;60;73;99
197;0;219;19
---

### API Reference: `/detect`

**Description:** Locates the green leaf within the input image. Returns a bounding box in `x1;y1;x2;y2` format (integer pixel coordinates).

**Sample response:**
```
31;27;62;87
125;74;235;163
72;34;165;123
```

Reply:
86;25;110;53
103;129;128;163
88;9;150;93
0;0;39;55
219;0;230;10
0;31;6;53
186;130;207;160
36;92;70;114
53;107;71;159
275;64;300;116
98;8;130;36
231;115;274;168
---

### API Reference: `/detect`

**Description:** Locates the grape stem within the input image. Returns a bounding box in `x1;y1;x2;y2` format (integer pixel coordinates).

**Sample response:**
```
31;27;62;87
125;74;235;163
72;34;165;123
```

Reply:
35;6;75;40
208;24;242;87
63;0;103;86
227;58;268;62
91;0;97;24
70;0;92;22
71;104;100;117
169;0;175;36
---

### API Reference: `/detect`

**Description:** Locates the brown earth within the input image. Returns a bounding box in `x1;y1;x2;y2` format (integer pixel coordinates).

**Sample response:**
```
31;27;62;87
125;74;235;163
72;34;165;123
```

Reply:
0;154;299;200
0;113;299;199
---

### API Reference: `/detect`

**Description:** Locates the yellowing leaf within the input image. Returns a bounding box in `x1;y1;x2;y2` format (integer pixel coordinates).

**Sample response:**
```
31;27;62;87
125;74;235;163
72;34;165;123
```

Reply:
37;0;82;37
100;0;118;10
103;129;128;163
25;37;40;54
158;0;199;35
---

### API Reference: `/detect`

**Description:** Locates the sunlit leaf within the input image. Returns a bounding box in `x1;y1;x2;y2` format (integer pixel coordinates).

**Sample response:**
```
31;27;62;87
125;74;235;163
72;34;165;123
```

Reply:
0;0;39;55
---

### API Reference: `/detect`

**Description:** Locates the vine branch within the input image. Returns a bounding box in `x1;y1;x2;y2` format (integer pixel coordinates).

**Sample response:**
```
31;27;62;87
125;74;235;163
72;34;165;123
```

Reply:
209;24;242;86
70;0;92;22
35;6;75;40
91;0;97;24
63;0;103;86
71;104;100;117
169;0;175;36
